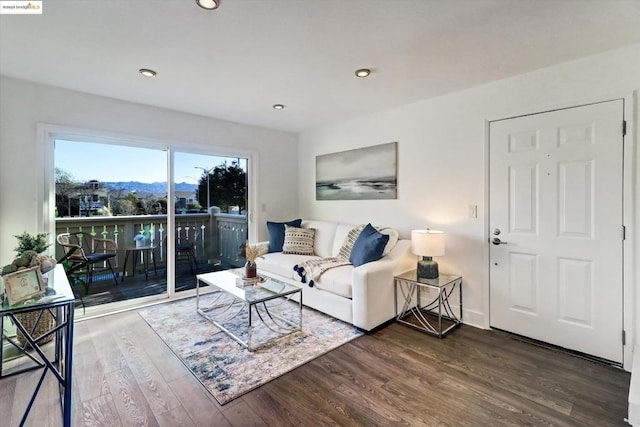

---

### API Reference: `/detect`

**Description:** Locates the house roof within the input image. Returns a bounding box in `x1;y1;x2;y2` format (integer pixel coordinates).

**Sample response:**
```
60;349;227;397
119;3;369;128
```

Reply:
1;0;639;133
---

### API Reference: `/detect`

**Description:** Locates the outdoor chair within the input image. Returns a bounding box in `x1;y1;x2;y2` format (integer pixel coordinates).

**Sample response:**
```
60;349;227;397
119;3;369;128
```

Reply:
57;232;119;291
163;231;200;274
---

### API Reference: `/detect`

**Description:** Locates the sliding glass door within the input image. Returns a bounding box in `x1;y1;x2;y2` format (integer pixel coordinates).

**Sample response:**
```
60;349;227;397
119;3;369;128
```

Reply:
54;139;169;311
173;152;249;293
53;138;249;313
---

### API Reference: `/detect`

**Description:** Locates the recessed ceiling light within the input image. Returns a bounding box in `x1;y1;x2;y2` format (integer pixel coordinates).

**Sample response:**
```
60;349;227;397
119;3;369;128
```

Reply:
196;0;220;10
355;68;371;78
139;68;157;77
273;104;285;110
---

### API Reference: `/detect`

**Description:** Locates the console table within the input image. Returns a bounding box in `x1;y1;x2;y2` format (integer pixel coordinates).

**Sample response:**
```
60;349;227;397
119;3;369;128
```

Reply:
0;265;75;426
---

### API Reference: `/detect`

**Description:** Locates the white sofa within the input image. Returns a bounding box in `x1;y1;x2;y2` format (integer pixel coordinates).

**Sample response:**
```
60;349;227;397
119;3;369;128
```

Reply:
255;220;414;331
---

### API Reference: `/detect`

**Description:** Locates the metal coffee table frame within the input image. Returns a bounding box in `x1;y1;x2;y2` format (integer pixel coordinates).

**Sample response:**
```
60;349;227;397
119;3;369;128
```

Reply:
196;271;302;351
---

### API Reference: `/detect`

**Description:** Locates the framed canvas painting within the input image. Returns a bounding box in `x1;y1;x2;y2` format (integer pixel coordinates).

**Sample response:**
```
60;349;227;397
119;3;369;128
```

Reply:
316;142;397;200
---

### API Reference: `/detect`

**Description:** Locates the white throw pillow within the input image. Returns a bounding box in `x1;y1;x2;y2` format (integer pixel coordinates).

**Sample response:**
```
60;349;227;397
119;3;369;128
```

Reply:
377;227;399;256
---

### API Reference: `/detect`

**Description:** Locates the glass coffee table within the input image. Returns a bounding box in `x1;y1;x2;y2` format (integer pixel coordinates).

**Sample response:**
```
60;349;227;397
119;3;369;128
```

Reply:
196;270;302;351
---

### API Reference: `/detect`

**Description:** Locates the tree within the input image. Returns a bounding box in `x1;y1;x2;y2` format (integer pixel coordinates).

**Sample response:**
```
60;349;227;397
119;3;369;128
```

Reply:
113;192;148;215
113;199;136;215
55;167;80;217
197;161;246;213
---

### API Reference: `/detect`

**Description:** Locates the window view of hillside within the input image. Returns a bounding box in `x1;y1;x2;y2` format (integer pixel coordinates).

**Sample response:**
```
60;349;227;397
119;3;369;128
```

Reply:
54;140;248;217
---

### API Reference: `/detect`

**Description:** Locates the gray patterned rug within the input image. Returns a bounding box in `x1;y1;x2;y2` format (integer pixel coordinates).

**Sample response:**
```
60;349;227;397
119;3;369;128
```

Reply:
138;291;363;405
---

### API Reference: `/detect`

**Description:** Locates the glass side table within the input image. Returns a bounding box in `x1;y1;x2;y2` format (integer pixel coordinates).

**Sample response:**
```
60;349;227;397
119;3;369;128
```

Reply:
394;270;462;338
0;265;75;426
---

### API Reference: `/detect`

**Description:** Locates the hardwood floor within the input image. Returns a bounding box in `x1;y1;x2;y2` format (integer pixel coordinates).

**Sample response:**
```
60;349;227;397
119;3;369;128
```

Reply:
2;310;630;426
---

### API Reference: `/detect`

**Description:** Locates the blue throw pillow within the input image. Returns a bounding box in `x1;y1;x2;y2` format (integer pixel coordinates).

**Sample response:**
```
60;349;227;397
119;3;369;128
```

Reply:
349;223;390;267
267;219;302;253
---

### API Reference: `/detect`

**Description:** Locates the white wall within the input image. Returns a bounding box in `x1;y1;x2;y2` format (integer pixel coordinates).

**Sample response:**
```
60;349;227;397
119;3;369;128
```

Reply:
298;44;640;335
0;76;299;265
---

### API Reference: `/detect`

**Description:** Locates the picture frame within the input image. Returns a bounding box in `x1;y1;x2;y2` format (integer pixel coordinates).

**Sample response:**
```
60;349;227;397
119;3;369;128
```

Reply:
3;266;46;306
316;141;397;200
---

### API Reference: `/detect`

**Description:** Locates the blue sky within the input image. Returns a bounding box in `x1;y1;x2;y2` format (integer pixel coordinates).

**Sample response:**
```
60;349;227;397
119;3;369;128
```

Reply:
55;140;246;183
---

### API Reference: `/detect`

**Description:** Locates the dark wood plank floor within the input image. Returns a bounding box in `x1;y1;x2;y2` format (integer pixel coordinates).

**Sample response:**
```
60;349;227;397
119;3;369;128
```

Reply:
2;310;630;426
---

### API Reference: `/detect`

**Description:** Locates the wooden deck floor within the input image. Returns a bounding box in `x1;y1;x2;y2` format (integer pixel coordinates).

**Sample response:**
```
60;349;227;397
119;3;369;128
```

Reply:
0;309;630;426
73;262;227;308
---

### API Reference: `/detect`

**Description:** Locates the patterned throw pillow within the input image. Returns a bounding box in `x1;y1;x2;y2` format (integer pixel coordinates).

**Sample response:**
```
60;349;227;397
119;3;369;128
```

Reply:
337;224;365;260
282;226;316;255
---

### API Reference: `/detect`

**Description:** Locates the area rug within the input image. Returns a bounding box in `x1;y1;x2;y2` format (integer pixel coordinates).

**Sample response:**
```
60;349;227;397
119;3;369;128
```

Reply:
138;292;363;404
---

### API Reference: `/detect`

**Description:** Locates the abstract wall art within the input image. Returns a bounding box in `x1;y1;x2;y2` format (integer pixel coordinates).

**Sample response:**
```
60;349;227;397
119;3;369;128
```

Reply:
316;142;397;200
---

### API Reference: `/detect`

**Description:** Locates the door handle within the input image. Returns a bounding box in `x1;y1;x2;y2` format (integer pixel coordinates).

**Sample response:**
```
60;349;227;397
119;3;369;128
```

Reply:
492;237;507;245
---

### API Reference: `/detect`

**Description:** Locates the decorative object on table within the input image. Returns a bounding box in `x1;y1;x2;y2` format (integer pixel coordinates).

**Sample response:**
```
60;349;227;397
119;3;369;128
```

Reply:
315;141;397;200
1;231;57;277
2;265;56;345
1;231;57;344
241;242;263;278
139;293;363;405
411;229;445;279
134;234;146;248
235;274;266;287
13;299;58;346
2;266;46;306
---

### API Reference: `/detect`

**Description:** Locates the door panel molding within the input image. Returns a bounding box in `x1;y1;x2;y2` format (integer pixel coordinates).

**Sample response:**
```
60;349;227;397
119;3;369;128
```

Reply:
488;99;625;364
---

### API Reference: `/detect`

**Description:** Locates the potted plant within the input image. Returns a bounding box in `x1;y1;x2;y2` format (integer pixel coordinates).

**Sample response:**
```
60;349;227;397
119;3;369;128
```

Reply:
1;231;56;276
1;231;57;345
241;242;262;278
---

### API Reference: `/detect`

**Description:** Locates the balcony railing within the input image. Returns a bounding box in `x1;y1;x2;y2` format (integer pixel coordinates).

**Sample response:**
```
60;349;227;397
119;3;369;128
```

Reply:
55;212;248;274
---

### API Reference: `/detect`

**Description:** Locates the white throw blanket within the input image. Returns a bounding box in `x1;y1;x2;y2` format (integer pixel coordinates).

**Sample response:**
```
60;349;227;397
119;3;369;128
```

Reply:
293;257;351;287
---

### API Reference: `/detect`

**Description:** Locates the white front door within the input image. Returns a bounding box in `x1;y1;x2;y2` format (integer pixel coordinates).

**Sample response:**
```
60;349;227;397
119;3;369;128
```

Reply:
489;100;624;363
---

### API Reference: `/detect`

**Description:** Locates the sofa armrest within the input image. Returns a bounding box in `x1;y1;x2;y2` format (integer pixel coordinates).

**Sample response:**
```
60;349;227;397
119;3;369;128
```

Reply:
351;240;413;331
352;259;397;331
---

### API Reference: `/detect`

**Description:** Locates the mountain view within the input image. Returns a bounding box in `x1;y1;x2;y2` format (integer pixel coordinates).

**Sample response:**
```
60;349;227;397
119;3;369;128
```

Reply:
101;181;197;197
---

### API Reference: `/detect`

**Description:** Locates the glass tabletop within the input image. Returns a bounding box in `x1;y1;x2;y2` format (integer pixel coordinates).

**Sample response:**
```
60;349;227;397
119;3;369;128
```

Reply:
1;264;75;314
395;270;461;288
196;270;300;304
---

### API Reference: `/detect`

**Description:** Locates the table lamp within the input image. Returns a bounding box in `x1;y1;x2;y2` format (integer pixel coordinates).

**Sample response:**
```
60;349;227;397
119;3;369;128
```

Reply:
411;229;445;279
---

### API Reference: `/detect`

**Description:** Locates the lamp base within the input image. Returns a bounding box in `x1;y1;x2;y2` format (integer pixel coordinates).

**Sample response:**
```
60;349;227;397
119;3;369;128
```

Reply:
417;256;439;279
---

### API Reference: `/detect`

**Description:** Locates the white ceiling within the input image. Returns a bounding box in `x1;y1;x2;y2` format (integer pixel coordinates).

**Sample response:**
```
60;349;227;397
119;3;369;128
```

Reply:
1;0;640;133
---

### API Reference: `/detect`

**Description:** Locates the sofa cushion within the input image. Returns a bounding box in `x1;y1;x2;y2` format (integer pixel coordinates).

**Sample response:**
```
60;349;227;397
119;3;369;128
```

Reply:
282;226;316;255
301;220;338;257
349;223;390;267
267;219;302;253
313;265;354;299
257;252;322;280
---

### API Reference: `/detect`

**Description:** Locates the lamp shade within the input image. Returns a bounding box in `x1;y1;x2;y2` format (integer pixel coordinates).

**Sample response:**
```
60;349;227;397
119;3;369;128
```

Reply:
411;230;445;257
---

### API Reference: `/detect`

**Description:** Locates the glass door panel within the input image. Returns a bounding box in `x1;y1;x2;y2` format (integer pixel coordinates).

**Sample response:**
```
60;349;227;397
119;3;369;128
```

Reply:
173;152;248;292
54;139;168;310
